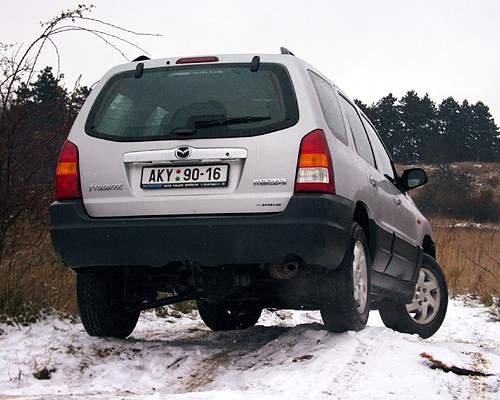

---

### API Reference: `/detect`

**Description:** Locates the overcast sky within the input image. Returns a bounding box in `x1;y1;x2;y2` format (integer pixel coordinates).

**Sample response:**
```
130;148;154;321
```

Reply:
2;0;500;122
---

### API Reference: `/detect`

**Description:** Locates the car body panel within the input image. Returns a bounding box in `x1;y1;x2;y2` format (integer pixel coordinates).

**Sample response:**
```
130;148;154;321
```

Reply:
69;55;322;218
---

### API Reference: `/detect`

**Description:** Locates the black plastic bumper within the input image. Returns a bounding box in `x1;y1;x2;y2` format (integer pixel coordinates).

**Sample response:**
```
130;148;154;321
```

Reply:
50;194;354;270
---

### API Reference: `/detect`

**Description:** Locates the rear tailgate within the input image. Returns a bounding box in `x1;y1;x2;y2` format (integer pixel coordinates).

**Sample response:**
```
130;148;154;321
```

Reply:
70;56;314;217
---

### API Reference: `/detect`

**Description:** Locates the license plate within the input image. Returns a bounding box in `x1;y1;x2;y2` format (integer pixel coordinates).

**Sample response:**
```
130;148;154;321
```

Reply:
141;164;229;189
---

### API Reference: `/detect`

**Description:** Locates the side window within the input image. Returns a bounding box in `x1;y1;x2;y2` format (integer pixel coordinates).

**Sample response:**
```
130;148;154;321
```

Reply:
361;116;395;180
339;96;375;167
309;71;348;145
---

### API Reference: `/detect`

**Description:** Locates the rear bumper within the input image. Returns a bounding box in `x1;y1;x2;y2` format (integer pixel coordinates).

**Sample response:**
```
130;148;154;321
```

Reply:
50;194;354;270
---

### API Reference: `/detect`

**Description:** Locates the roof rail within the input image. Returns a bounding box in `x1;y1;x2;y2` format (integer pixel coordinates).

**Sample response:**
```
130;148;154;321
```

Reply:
132;55;150;62
280;47;295;56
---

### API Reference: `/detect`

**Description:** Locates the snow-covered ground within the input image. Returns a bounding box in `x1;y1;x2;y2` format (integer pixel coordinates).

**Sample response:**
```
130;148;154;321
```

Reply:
0;299;498;400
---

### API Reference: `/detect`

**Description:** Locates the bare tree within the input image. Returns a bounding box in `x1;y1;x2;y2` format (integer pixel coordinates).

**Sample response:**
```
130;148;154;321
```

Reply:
0;4;160;261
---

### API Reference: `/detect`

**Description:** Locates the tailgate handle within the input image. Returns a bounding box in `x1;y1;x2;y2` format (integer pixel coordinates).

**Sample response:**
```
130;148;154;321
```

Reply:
123;147;248;164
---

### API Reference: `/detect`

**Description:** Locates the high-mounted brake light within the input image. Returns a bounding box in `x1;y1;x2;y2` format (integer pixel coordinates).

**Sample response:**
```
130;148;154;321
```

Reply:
55;140;81;200
176;56;219;64
295;129;335;194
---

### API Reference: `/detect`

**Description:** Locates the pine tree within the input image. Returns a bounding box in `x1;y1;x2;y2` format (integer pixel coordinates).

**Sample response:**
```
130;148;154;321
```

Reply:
354;99;373;120
29;66;68;131
469;101;500;161
437;97;463;161
435;97;498;162
11;67;73;183
460;100;474;160
418;94;438;163
398;91;437;163
369;93;401;161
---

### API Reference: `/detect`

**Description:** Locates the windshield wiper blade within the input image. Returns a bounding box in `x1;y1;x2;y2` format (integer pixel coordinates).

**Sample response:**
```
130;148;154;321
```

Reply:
171;127;197;136
195;116;271;128
169;116;271;135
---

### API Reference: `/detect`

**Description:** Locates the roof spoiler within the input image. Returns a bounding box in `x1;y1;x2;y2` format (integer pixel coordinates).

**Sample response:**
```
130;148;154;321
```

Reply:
280;47;295;56
132;55;150;62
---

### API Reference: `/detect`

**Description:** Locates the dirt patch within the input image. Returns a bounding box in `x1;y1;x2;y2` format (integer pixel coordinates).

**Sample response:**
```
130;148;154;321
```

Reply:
420;352;493;377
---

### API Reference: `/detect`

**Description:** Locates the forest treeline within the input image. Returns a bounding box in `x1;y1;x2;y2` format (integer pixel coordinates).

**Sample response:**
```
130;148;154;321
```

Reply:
2;68;499;192
355;92;499;164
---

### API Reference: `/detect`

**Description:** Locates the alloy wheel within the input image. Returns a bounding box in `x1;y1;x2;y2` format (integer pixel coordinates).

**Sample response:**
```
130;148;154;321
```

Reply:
406;267;441;325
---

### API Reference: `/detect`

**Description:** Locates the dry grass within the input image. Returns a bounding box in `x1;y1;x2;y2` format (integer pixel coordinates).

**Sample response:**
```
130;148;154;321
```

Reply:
0;209;75;323
0;212;498;321
433;220;499;304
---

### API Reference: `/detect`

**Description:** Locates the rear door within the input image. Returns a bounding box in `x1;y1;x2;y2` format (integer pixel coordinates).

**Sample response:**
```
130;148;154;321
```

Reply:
361;117;420;281
389;192;421;280
363;116;401;272
338;96;398;274
358;115;401;274
73;59;307;217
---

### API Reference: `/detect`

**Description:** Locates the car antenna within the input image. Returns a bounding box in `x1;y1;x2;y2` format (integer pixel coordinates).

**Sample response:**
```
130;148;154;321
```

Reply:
250;56;260;72
280;47;295;56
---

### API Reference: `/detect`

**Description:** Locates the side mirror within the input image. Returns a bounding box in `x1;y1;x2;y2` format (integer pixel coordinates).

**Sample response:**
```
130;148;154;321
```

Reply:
399;168;428;192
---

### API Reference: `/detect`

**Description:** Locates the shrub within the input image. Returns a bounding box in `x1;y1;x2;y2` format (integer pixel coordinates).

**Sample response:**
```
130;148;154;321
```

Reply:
412;165;499;222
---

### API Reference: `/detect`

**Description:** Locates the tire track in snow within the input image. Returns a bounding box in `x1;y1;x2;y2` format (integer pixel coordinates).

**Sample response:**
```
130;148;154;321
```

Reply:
467;351;500;400
182;325;290;391
188;323;390;398
182;322;327;394
184;351;229;390
321;328;390;399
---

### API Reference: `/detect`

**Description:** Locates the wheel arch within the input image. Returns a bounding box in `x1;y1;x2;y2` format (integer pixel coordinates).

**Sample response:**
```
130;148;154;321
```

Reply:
422;235;436;259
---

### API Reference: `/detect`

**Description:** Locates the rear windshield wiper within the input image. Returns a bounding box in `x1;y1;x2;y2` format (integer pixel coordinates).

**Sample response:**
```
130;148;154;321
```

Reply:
169;116;272;136
195;116;271;128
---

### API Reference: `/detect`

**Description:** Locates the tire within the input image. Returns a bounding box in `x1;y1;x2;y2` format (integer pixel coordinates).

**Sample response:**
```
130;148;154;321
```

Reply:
197;301;262;331
378;254;448;339
320;222;371;332
77;269;140;338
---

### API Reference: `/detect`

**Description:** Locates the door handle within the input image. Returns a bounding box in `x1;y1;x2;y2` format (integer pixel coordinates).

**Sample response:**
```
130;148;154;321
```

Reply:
369;176;377;187
394;196;402;206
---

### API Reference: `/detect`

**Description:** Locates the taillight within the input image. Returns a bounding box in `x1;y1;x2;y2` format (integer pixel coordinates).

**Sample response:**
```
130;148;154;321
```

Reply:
55;140;81;200
295;129;335;194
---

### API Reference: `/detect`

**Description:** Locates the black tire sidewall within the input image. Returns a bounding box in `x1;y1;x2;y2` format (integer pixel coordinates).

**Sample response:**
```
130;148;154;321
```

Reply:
77;270;139;338
320;223;371;332
343;224;371;318
379;254;448;339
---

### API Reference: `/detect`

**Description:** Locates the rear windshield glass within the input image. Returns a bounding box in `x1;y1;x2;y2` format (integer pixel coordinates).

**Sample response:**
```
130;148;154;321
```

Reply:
85;63;299;141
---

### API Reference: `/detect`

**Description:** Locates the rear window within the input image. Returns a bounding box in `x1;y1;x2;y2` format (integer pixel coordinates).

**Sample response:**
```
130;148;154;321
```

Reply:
85;63;299;141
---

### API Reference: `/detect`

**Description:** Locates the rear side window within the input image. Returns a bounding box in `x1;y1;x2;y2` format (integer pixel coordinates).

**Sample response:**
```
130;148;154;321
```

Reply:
309;72;348;144
339;96;375;167
361;116;395;180
86;63;299;141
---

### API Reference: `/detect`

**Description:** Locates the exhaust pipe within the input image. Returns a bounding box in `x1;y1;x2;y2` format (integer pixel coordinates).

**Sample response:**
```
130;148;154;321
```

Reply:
268;261;299;280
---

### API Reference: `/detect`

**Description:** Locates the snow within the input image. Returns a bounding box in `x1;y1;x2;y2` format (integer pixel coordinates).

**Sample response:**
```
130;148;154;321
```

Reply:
0;299;498;400
441;221;500;231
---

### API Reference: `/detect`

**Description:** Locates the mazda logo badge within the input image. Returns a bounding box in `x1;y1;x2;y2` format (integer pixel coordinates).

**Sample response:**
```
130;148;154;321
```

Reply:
175;146;191;159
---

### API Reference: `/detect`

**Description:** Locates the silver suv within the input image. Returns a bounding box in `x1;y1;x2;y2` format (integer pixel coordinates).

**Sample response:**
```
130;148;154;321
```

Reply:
50;49;448;339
